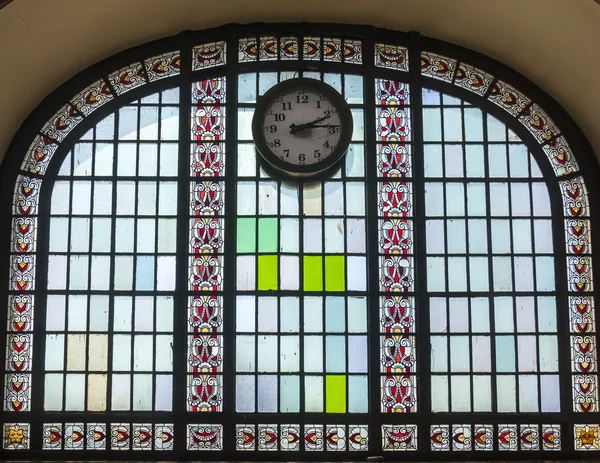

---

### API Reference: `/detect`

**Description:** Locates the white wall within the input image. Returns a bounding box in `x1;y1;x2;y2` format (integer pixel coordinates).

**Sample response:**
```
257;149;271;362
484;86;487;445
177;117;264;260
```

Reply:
1;0;599;164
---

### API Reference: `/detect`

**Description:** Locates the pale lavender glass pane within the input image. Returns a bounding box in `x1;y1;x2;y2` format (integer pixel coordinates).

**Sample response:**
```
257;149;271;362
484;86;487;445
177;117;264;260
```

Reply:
236;256;255;291
514;256;534;292
236;296;255;332
258;297;278;332
430;336;447;372
348;256;366;291
45;334;65;370
326;336;346;373
429;298;447;333
112;374;131;411
303;218;323;253
472;336;491;372
348;336;368;373
540;374;560;412
155;374;173;411
258;375;278;412
304;297;323;333
511;183;531;216
517;335;537;372
515;297;536;332
236;375;255;412
426;220;445;254
280;256;299;290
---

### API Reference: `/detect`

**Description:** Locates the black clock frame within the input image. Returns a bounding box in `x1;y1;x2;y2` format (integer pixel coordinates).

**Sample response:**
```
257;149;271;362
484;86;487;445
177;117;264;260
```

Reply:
251;77;353;177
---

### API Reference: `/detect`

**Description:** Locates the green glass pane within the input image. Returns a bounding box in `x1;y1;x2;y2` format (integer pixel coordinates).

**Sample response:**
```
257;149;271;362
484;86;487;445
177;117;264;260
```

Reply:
325;255;345;291
237;218;256;253
258;255;278;290
326;375;346;413
303;256;323;291
258;217;278;253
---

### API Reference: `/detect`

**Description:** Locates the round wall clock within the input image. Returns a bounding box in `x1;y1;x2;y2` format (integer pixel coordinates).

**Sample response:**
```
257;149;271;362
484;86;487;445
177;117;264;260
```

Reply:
251;78;353;177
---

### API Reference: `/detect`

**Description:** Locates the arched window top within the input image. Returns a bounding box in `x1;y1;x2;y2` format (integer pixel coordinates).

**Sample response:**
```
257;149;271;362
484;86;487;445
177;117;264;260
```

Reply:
2;24;598;458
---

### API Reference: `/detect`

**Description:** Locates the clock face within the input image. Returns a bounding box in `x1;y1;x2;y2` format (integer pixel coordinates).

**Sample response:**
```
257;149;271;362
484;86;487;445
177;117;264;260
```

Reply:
251;78;353;177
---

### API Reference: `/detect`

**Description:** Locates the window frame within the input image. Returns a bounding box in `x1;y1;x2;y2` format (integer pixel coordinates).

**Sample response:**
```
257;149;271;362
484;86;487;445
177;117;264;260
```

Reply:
1;23;599;459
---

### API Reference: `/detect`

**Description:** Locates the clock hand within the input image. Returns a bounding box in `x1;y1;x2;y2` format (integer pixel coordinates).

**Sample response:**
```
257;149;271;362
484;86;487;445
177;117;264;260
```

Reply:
302;124;341;129
289;114;331;134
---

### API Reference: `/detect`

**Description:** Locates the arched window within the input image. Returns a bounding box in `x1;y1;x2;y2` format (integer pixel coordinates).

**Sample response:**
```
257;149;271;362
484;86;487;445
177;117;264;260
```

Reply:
1;24;598;459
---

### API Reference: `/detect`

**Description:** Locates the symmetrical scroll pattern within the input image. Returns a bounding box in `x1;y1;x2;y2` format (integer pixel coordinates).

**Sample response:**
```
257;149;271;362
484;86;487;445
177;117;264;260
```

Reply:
187;78;226;415
4;176;40;414
560;177;598;414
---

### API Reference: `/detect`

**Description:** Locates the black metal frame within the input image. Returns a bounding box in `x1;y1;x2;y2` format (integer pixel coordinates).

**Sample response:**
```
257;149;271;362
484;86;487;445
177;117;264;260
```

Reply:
0;22;599;461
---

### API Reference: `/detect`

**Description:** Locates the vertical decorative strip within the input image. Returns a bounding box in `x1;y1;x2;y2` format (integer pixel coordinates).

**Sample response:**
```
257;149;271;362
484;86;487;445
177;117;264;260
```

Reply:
560;177;598;416
188;78;226;415
4;176;40;415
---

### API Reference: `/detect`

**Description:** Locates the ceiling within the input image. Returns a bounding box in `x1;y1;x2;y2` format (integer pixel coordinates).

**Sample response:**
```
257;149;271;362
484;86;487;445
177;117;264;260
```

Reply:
0;0;599;166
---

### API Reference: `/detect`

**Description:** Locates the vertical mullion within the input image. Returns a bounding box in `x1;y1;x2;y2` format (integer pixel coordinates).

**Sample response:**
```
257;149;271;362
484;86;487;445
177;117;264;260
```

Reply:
84;127;98;415
362;30;382;451
408;32;430;451
505;133;519;415
439;88;451;416
223;25;239;455
61;150;75;415
129;99;141;415
481;103;499;450
461;104;474;414
152;92;164;413
526;144;543;415
174;30;192;457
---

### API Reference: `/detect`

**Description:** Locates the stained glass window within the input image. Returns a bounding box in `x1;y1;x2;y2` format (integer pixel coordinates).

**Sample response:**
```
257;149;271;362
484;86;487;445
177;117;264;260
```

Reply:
1;26;598;458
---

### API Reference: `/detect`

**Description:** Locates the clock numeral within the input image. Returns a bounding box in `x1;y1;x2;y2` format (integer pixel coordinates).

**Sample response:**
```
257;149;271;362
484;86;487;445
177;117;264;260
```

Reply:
281;102;292;110
323;140;330;148
296;95;309;104
266;109;274;115
316;100;321;109
264;125;277;133
328;126;341;134
299;153;306;162
283;149;290;157
275;96;284;103
274;113;286;121
268;139;281;148
313;149;321;158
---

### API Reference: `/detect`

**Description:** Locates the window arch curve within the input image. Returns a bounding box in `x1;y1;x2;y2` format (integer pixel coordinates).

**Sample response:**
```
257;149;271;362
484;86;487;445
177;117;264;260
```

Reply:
1;23;599;459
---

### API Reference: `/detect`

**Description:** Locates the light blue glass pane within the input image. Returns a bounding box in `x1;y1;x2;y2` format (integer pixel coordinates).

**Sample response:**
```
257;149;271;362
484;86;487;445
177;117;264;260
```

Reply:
348;375;368;413
135;256;155;291
280;375;300;412
325;336;346;373
326;297;345;332
495;336;515;372
236;375;255;412
257;375;278;412
280;297;299;332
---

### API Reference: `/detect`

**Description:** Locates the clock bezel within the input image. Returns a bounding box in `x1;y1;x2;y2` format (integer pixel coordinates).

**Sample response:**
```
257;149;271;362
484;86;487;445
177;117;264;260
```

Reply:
251;77;353;177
